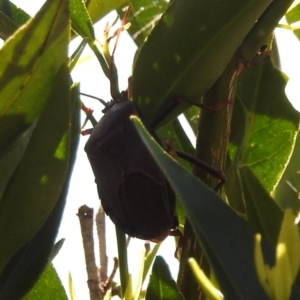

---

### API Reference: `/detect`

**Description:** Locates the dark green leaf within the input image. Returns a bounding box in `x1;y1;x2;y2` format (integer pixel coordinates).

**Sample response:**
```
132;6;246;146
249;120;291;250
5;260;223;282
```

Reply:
5;83;81;299
0;0;69;156
146;256;183;300
132;0;273;126
132;116;273;299
0;61;71;275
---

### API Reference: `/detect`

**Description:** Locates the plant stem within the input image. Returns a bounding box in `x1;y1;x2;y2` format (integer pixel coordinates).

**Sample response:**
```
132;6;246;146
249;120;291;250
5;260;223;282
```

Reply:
116;227;129;298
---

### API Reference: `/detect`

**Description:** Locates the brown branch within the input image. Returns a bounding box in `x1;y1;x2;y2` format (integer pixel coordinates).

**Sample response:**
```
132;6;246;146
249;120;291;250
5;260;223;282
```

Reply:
96;205;108;291
78;205;102;300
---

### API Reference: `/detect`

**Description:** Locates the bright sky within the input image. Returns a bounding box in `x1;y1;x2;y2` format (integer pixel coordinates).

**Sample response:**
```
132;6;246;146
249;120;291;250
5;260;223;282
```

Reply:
6;1;300;299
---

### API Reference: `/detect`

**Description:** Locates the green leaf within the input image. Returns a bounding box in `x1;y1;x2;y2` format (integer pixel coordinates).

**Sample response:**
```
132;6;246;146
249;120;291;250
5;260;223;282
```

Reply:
0;178;67;300
132;0;273;126
231;61;300;192
146;256;183;300
0;62;71;275
23;264;68;300
0;67;80;300
70;0;95;39
0;0;69;156
131;116;273;299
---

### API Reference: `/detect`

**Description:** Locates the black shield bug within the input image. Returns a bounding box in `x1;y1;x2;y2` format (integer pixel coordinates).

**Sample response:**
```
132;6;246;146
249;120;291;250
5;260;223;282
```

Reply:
83;93;225;242
84;97;179;242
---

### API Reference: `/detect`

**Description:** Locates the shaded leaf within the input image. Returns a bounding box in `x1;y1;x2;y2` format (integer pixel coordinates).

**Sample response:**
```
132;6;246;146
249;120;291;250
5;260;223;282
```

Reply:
132;0;273;127
132;116;273;299
0;175;68;300
0;62;71;275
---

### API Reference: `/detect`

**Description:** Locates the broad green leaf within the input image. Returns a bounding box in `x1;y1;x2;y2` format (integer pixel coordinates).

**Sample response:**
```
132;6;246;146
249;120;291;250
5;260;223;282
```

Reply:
131;116;274;299
231;61;300;192
0;0;69;156
132;0;273;126
0;62;71;274
70;0;95;39
0;180;67;300
0;80;77;297
24;264;68;300
86;0;127;25
146;256;183;300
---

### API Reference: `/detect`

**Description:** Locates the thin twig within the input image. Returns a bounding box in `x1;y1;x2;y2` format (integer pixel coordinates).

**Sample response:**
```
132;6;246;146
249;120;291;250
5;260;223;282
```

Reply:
101;257;119;294
78;205;102;300
96;205;108;292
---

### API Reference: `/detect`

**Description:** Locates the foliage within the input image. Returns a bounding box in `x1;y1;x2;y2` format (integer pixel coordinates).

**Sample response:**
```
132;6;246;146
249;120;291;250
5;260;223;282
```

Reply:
0;0;300;299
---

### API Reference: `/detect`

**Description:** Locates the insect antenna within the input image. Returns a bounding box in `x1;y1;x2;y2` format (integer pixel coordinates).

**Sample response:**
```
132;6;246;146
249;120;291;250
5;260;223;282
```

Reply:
80;92;107;107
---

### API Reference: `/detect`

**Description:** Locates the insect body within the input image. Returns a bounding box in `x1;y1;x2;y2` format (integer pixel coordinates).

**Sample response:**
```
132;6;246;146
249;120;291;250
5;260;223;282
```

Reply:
85;99;178;242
